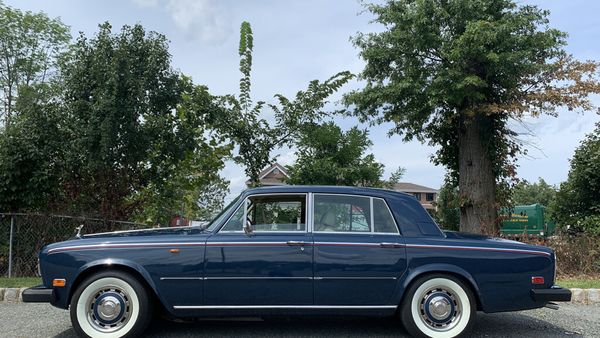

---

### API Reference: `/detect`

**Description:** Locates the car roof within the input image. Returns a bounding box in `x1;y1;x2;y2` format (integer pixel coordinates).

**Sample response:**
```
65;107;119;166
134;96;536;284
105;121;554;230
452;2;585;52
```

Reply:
243;185;414;200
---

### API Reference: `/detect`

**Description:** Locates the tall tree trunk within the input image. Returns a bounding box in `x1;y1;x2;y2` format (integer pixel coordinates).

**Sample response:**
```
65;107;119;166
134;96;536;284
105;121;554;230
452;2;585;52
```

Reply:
458;115;498;235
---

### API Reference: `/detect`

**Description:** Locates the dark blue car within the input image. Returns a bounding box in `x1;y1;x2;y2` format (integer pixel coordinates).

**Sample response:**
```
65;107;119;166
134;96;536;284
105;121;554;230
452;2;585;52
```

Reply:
23;186;571;337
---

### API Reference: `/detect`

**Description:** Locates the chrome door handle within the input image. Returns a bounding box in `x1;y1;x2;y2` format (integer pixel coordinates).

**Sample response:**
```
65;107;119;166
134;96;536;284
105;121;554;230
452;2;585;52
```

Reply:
286;241;306;246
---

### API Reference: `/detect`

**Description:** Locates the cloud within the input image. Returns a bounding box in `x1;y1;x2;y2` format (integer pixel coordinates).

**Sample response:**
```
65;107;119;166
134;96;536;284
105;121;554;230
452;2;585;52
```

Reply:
131;0;232;44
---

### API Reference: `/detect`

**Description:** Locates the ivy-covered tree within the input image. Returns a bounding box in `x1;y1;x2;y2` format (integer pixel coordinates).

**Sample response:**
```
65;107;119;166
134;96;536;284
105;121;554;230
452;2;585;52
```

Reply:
345;0;600;234
0;2;69;126
214;22;353;186
285;121;390;187
553;123;600;234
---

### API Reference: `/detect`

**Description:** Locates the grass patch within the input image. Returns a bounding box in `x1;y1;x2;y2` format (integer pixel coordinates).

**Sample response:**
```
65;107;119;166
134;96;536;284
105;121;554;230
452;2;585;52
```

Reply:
0;277;42;288
557;277;600;289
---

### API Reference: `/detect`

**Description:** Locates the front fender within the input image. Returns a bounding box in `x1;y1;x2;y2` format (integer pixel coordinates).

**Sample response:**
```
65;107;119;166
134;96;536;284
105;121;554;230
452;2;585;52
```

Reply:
60;258;167;310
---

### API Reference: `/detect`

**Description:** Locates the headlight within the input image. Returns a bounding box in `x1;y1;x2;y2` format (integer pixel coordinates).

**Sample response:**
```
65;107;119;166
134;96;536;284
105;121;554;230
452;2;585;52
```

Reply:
37;258;41;277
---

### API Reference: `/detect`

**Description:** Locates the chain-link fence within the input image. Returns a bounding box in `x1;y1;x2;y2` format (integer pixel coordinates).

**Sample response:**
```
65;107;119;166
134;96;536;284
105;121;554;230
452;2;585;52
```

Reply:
0;213;146;278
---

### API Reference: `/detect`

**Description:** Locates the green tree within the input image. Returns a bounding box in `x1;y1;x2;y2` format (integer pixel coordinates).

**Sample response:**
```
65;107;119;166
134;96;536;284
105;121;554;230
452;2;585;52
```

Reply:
345;0;600;234
0;2;69;126
215;22;353;186
285;121;390;187
433;180;461;231
0;85;66;211
511;178;557;207
554;123;600;234
60;23;229;221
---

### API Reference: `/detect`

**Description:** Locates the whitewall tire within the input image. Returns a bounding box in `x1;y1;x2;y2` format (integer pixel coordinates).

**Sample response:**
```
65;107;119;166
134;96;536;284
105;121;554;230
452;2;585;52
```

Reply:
400;274;476;338
70;271;153;338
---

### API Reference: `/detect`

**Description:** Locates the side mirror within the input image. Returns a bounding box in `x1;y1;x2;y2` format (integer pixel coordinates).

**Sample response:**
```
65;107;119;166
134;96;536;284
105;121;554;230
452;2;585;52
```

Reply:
244;219;254;236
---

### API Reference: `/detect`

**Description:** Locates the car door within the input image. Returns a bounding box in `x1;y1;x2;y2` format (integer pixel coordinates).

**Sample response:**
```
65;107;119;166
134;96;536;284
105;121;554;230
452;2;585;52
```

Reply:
312;193;407;305
204;193;313;306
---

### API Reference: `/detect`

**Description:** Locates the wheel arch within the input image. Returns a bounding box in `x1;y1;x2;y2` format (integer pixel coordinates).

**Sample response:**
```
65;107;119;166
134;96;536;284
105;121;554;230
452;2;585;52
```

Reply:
68;259;167;311
399;264;485;311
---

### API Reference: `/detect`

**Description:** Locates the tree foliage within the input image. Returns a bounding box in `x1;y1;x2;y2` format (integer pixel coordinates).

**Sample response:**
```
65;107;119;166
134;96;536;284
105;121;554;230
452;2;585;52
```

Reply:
553;123;600;234
0;2;69;126
0;85;66;211
433;180;460;231
57;23;229;221
285;122;392;187
511;178;557;207
345;0;600;234
214;22;353;186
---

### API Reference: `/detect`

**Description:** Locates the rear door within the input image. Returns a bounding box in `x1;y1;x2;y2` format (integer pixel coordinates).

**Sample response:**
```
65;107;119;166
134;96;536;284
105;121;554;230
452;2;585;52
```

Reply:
312;193;407;305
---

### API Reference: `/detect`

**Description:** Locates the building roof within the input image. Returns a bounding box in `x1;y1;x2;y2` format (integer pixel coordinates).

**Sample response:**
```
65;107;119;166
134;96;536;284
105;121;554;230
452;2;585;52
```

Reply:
258;162;289;179
245;162;289;186
393;182;438;193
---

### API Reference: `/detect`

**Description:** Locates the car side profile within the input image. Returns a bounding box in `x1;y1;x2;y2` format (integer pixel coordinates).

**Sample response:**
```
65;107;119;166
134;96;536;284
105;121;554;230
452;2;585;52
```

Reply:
23;186;571;338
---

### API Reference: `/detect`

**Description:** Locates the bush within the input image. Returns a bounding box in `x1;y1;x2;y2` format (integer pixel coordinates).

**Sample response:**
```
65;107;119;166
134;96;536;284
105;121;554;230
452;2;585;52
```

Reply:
517;233;600;278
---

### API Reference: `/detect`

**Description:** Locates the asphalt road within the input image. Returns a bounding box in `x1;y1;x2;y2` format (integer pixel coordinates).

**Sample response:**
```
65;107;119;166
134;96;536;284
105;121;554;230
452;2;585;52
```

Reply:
0;303;598;338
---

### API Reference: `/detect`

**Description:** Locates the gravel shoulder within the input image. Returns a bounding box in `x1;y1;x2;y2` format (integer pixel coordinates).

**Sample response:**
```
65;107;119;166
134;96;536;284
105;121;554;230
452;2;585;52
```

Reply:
0;303;598;338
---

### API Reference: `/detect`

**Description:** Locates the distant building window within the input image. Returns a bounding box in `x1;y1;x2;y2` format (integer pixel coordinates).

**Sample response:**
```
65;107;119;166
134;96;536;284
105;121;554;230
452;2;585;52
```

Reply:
272;168;279;174
426;193;435;202
413;193;421;201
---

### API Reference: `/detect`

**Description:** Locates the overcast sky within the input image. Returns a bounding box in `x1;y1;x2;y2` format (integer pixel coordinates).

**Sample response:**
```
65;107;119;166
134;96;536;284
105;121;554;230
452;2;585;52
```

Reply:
8;0;600;200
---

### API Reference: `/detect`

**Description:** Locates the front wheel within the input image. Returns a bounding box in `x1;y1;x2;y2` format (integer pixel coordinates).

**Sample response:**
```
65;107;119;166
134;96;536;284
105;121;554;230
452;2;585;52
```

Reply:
400;274;476;338
70;270;153;338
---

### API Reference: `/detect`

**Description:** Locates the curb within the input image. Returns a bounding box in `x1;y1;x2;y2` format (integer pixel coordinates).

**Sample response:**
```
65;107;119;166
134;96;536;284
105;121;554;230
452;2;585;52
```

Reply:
1;287;599;304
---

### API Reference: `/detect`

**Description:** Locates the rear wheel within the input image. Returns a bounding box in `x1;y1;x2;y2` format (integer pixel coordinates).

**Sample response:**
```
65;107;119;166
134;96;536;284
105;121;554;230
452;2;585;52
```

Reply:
70;270;153;338
400;274;476;338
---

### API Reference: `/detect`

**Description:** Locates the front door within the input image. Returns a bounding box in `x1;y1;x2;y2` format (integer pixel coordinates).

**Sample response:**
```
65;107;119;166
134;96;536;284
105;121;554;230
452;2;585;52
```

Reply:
204;193;313;305
312;193;407;305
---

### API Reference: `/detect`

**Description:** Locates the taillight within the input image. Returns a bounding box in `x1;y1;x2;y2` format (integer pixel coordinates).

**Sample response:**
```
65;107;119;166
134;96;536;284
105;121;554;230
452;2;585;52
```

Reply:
531;276;545;285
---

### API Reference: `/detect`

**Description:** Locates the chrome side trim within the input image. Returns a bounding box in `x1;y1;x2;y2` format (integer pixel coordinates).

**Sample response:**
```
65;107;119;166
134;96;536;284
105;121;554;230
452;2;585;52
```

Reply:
162;276;394;281
404;244;552;256
204;277;313;280
314;277;397;280
173;305;397;310
313;241;387;247
47;242;206;254
208;241;290;246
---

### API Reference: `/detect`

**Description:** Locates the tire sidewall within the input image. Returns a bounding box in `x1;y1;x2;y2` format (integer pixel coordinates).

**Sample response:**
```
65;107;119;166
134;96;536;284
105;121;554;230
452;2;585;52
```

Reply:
70;271;152;338
401;274;476;338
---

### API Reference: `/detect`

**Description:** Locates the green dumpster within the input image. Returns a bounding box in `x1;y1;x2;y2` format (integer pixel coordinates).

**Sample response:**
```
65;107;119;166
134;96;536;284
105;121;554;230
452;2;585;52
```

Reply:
500;203;556;236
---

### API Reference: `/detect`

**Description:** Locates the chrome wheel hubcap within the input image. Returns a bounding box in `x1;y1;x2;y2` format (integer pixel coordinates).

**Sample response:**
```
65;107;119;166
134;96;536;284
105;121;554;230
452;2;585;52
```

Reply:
86;286;131;333
428;295;451;320
418;287;462;332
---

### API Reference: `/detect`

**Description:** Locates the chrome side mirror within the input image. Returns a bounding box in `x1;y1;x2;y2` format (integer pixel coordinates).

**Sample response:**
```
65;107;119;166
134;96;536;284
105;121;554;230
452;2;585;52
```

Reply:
244;219;254;236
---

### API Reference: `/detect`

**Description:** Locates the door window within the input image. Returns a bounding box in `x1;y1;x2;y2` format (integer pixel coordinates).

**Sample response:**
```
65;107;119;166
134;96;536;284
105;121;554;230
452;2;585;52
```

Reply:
220;194;306;232
314;194;371;232
373;198;399;233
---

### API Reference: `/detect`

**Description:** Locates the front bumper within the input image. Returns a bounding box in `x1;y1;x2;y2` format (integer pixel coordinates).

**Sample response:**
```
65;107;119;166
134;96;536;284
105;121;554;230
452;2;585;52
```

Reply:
531;286;572;302
22;285;54;303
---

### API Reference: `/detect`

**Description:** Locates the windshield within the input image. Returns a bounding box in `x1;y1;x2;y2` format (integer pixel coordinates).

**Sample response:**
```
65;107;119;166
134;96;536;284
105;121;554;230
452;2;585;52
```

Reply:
205;195;241;232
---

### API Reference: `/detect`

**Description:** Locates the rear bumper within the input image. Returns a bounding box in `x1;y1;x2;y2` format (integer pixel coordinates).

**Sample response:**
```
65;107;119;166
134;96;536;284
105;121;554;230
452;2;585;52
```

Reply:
22;285;54;303
531;286;571;302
